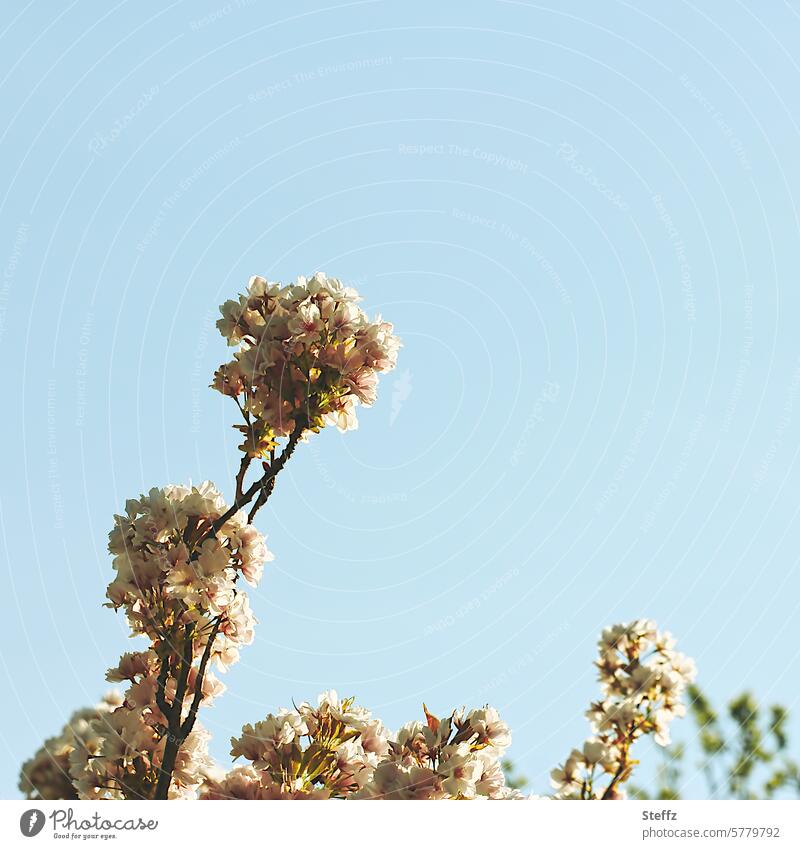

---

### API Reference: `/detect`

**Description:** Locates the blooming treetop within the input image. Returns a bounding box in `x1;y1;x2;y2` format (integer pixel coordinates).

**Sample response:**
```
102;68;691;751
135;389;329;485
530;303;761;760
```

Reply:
105;481;268;651
550;619;697;800
213;272;401;447
202;690;390;799
17;272;696;803
19;692;122;801
351;703;518;800
59;481;270;799
22;621;695;800
202;693;518;800
18;273;400;801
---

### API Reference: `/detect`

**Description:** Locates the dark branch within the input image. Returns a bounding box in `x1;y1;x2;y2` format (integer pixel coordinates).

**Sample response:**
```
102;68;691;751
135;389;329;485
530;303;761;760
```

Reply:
208;418;306;535
170;625;195;731
181;616;223;739
154;652;172;720
234;455;251;502
247;420;305;523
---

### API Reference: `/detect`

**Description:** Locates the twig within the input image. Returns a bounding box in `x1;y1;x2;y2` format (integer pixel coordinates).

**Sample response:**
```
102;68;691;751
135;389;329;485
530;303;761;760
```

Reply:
208;418;305;534
151;418;305;797
181;616;223;738
234;454;251;502
154;652;172;720
153;626;195;800
171;625;195;729
246;421;305;523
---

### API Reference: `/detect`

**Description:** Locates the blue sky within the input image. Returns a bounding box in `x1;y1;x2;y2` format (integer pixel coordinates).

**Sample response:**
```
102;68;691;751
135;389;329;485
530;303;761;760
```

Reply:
2;0;800;798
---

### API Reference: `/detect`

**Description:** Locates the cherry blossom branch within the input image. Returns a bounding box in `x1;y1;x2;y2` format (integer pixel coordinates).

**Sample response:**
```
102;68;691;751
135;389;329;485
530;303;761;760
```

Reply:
233;397;253;501
152;419;304;799
19;274;402;802
601;734;632;800
234;455;251;502
181;616;223;739
172;625;196;723
152;618;224;799
154;625;195;800
210;478;262;533
206;420;305;537
154;653;172;720
246;422;304;522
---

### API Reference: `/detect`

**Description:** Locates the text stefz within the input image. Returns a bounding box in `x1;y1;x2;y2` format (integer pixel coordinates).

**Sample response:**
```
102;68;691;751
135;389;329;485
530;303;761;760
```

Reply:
642;810;677;821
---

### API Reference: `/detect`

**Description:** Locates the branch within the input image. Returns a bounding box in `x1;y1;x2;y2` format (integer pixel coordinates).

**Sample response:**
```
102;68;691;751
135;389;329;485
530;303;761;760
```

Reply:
182;516;199;545
151;417;304;797
181;616;223;739
247;420;305;523
153;624;205;800
601;755;629;800
170;625;195;731
205;418;305;535
247;471;274;523
234;455;251;502
601;720;641;799
154;652;172;720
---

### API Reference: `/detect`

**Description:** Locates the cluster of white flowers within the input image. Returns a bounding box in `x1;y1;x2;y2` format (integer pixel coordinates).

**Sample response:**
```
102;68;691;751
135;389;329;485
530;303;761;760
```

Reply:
22;621;696;801
63;481;271;799
22;296;699;803
550;619;697;800
65;652;217;799
105;480;269;656
201;690;390;799
20;274;404;801
213;272;401;446
19;692;122;800
202;695;517;800
355;704;518;800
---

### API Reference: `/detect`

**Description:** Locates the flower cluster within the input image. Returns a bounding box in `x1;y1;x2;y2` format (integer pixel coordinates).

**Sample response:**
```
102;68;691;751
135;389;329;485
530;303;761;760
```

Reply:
213;272;400;448
106;481;272;644
106;481;272;640
354;704;518;799
201;690;390;799
550;619;697;799
19;692;122;800
21;611;695;801
203;695;517;800
66;652;217;799
105;480;268;661
67;481;271;799
19;274;400;801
